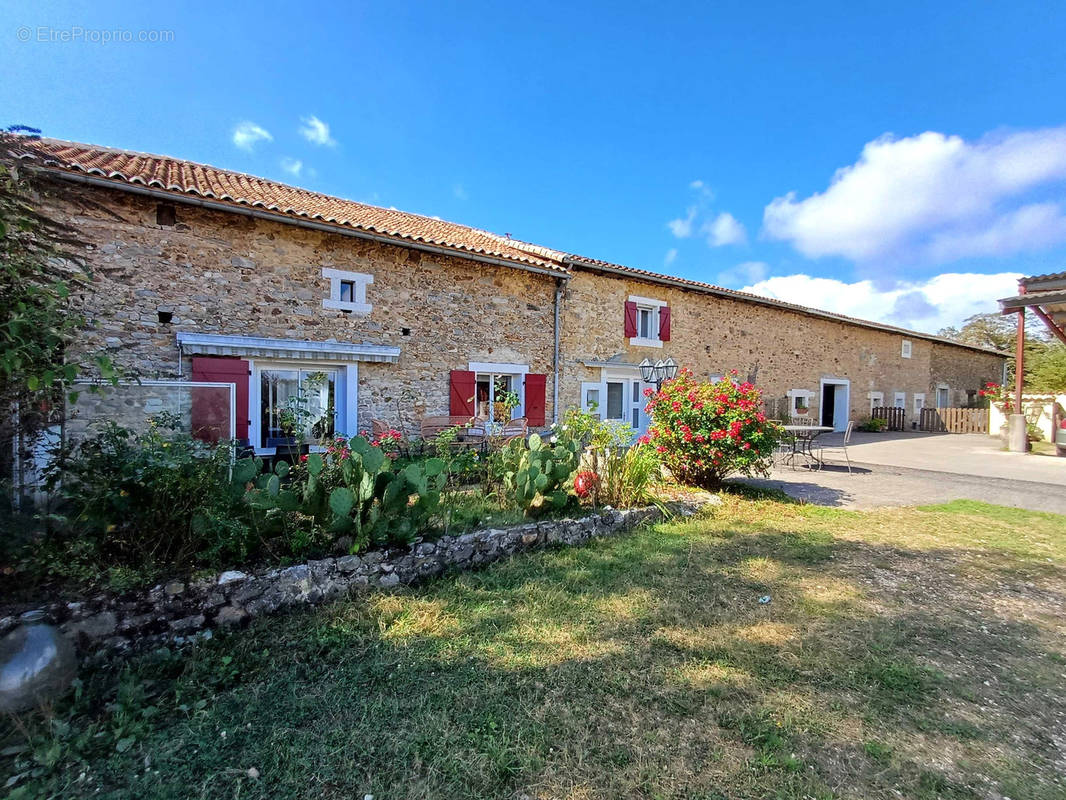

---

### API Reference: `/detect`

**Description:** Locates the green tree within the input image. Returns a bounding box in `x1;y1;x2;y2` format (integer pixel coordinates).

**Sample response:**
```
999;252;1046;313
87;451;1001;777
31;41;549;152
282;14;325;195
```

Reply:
1028;345;1066;393
0;128;115;502
939;312;1051;389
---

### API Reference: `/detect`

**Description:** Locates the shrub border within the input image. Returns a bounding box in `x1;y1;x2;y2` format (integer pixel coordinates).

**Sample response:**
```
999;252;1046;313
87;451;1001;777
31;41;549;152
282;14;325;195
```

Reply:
1;502;708;660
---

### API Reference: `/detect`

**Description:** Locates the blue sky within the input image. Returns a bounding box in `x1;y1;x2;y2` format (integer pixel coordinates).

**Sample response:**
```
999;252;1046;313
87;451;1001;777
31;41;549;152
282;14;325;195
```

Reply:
4;0;1066;332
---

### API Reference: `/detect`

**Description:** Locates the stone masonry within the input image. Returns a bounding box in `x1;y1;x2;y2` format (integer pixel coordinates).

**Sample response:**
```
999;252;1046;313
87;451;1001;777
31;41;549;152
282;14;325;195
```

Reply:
559;268;1004;423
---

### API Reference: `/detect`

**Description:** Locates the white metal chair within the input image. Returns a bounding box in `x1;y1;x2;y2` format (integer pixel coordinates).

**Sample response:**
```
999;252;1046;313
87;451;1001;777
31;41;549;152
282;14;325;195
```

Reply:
818;420;854;473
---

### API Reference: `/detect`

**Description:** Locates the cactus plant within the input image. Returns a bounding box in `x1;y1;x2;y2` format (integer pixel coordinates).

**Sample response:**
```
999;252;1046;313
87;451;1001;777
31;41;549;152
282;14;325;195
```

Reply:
234;437;446;552
501;432;581;516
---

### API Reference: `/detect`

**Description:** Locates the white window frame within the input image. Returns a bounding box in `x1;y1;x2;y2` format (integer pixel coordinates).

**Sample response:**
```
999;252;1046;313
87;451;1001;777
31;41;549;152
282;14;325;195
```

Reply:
581;365;653;435
913;393;926;417
936;383;950;408
628;294;666;348
249;359;357;455
893;391;906;409
901;339;913;359
322;267;373;314
867;391;884;413
787;388;814;418
469;361;527;421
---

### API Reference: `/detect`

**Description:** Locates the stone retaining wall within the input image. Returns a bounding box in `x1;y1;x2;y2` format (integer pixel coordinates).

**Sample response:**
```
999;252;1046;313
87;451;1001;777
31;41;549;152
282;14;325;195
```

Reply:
1;505;687;659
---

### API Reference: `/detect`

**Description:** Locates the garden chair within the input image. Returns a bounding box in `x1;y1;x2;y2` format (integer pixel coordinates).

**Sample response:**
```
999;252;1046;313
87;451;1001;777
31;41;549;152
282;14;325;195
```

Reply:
818;420;855;474
500;416;528;439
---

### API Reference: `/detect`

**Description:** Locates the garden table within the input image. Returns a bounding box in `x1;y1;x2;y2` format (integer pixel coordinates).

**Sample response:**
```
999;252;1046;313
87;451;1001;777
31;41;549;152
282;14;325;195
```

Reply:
780;425;834;470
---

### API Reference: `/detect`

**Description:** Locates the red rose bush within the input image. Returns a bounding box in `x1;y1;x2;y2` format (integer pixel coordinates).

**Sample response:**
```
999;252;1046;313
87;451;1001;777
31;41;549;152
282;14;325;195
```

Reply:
643;368;780;488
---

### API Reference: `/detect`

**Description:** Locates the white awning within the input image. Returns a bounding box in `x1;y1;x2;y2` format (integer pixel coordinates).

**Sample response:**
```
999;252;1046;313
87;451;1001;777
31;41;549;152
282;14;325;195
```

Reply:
176;332;400;363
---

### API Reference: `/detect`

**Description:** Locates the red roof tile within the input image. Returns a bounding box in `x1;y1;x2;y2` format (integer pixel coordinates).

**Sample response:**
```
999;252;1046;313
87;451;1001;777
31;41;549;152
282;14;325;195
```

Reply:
16;137;568;274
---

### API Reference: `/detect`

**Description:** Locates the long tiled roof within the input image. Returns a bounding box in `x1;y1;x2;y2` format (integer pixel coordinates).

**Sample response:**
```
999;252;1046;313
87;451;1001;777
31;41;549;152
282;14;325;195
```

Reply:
567;255;1008;355
16;137;569;274
15;136;1007;356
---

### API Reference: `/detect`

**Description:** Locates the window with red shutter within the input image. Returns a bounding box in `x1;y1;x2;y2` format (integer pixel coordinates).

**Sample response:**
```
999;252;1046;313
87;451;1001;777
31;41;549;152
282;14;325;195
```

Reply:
658;305;671;342
624;301;638;338
449;370;476;416
524;373;547;427
191;356;250;443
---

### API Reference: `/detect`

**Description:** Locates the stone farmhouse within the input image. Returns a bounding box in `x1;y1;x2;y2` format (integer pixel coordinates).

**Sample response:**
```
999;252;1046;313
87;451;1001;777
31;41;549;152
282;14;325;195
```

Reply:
18;138;1005;453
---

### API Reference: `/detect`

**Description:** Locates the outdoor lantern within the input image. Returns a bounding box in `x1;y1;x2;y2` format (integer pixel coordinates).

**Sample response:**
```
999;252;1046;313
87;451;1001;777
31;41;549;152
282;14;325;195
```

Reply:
661;357;678;382
639;357;655;384
639;357;679;388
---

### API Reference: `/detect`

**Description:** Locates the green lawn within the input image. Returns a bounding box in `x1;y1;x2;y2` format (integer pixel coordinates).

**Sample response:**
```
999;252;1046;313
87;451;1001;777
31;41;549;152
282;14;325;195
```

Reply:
4;493;1066;799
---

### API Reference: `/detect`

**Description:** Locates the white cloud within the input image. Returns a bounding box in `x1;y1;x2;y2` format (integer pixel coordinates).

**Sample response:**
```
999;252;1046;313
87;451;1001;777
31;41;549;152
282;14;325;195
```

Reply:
280;157;303;177
664;248;678;266
739;271;1022;333
667;207;697;238
299;115;336;147
232;121;272;151
764;127;1066;264
717;260;767;287
703;212;747;246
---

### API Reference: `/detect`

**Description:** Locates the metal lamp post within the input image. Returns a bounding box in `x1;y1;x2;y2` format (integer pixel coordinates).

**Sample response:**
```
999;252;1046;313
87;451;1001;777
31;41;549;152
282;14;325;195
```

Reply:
639;357;679;390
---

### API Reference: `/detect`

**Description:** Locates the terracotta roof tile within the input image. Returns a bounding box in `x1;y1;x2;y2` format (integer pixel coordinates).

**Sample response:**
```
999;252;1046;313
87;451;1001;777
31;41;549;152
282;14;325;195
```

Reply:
9;136;1008;356
16;137;568;274
566;254;1008;356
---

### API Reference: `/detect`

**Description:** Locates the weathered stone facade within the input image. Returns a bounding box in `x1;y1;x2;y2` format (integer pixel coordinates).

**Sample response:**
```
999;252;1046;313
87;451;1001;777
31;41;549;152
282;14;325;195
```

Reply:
559;268;1004;427
44;182;560;435
38;174;1004;438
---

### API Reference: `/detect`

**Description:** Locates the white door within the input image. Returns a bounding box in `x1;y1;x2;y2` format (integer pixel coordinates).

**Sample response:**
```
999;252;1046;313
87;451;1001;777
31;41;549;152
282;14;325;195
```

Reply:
936;387;950;408
893;391;906;409
912;393;925;417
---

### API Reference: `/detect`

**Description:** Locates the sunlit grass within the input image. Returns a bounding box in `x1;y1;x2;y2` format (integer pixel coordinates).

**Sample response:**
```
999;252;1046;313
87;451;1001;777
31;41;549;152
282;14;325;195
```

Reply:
2;496;1064;799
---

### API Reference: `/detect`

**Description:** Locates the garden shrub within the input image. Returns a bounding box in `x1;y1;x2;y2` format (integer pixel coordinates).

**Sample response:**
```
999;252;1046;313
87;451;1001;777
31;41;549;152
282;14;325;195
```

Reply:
43;413;252;574
498;430;582;516
858;417;888;432
643;368;779;488
559;407;661;508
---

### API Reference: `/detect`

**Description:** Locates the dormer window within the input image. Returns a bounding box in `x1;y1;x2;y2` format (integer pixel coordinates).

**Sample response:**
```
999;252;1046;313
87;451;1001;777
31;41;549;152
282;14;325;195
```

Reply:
322;268;373;314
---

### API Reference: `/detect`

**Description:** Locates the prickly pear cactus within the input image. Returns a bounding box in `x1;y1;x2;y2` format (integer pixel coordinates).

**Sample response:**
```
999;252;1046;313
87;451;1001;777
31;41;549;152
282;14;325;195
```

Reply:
503;432;580;516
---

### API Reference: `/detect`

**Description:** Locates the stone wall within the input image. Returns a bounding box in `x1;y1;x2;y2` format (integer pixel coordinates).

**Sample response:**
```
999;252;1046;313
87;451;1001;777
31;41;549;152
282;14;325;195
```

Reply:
41;182;560;433
0;505;685;659
929;341;1006;407
559;269;1004;424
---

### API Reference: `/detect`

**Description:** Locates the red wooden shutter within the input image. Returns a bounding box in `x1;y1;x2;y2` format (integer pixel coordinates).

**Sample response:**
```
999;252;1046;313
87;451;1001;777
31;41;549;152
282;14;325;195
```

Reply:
624;300;638;338
449;370;476;417
524;373;547;427
659;305;671;342
191;356;250;443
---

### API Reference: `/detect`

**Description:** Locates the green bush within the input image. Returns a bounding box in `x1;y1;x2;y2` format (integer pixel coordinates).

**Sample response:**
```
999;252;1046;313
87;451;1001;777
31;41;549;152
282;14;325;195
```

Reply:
558;408;661;508
644;368;779;488
43;414;252;573
858;417;888;432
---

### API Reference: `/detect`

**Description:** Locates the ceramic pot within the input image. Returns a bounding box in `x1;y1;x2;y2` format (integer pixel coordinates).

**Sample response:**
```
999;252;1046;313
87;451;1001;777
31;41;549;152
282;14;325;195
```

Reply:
0;610;77;713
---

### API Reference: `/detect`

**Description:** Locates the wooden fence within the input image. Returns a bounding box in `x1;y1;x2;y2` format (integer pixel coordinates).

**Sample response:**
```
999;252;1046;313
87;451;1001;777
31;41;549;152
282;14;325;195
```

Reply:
871;406;906;431
919;407;989;434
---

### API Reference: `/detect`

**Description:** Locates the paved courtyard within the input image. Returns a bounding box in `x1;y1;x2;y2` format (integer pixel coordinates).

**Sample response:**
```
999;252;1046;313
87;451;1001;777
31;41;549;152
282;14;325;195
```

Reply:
742;431;1066;514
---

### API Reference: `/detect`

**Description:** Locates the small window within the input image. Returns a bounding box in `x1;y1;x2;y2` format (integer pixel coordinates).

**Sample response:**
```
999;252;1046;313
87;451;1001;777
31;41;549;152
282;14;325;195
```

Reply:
901;340;912;359
322;268;373;314
606;382;625;420
638;308;653;339
893;391;906;409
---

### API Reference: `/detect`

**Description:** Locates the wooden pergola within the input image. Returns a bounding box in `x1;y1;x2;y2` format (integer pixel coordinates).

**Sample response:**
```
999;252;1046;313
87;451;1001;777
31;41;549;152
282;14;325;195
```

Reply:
998;272;1066;414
